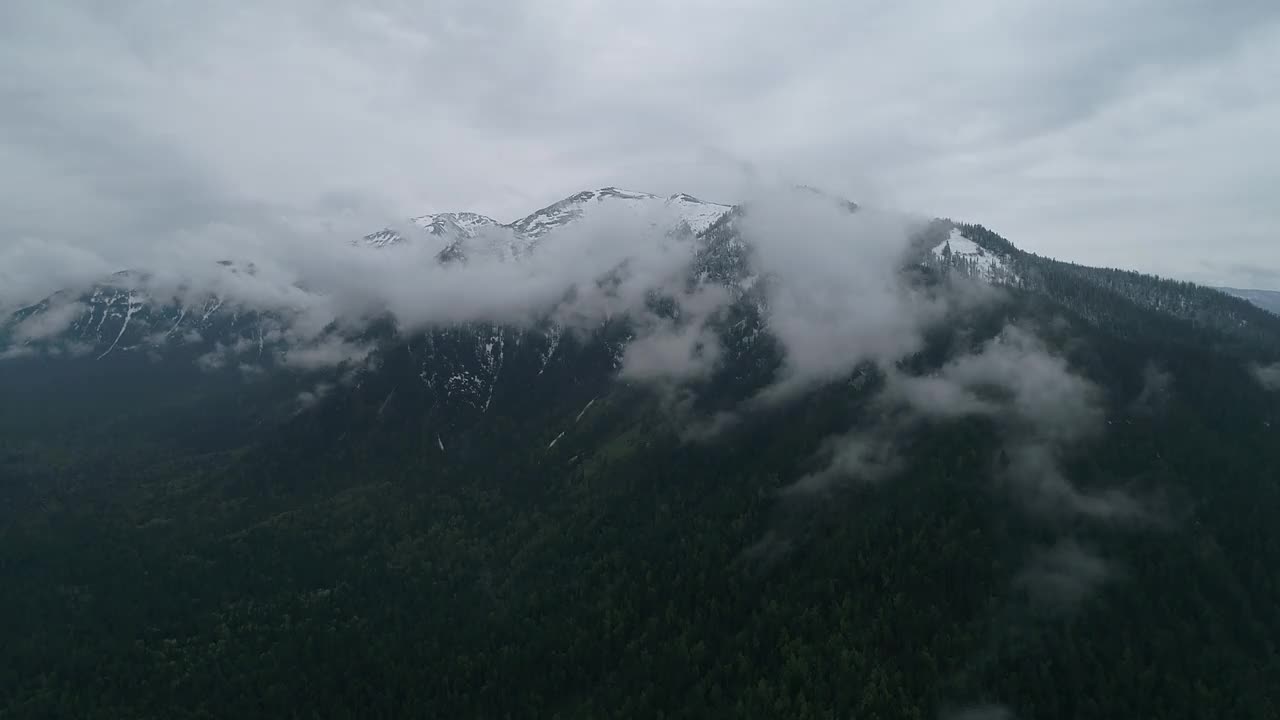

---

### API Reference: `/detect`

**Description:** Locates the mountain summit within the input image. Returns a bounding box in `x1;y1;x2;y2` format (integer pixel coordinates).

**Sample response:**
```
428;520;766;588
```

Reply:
507;187;732;240
358;187;733;260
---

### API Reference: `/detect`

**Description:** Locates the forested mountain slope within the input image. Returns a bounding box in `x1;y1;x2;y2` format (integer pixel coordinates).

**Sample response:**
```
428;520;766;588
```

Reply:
2;193;1279;719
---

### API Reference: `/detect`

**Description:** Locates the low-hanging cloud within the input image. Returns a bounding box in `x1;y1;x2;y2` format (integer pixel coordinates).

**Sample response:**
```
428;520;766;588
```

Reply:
785;323;1141;522
618;285;730;383
282;337;375;371
1002;443;1141;521
3;183;956;402
10;299;85;342
738;191;942;402
296;381;335;411
902;327;1140;520
652;188;994;444
1252;362;1280;390
1131;362;1175;414
0;346;37;361
1014;539;1110;613
1;194;717;366
2;179;1139;530
0;181;1143;528
0;240;116;314
784;430;902;497
893;326;1103;445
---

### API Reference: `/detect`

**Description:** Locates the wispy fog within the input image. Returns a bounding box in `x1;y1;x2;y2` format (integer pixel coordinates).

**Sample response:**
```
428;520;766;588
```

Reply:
1253;362;1280;390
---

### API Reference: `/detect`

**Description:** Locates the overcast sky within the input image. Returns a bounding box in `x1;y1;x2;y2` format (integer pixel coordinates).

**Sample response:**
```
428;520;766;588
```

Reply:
3;0;1278;288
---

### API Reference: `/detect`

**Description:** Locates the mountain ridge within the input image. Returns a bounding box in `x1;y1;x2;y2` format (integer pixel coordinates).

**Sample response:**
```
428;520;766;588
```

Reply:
7;192;1280;380
4;188;1280;718
1219;286;1280;315
358;186;734;257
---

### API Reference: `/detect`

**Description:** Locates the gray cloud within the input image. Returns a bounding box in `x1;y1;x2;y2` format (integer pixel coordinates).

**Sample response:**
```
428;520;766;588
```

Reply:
11;300;84;341
784;431;902;497
1253;362;1280;390
789;324;1141;521
0;183;954;415
619;285;730;383
895;326;1104;445
739;192;940;401
0;240;115;312
195;347;228;372
1014;539;1110;613
1131;362;1175;414
899;327;1141;519
2;1;1278;295
296;381;335;411
619;324;717;381
0;196;719;374
631;188;995;439
1003;444;1142;521
282;338;374;371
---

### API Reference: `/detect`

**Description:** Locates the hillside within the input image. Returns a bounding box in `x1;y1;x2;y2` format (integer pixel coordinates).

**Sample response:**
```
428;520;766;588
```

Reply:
2;191;1280;719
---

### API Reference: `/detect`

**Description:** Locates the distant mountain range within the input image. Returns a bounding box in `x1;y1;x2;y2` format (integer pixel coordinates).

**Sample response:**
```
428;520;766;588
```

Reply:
1219;286;1280;315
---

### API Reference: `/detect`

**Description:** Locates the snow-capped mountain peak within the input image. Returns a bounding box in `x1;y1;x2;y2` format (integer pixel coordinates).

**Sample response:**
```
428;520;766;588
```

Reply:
358;188;730;256
506;187;732;242
359;229;403;249
411;212;499;237
358;211;498;250
660;192;734;235
932;228;1016;284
